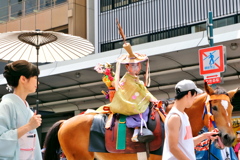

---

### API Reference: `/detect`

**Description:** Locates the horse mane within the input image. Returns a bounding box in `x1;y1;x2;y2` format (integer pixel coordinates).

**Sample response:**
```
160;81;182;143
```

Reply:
164;99;175;114
213;86;228;95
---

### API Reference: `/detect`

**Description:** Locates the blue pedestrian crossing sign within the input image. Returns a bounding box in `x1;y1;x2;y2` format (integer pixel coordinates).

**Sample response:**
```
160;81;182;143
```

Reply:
199;45;226;75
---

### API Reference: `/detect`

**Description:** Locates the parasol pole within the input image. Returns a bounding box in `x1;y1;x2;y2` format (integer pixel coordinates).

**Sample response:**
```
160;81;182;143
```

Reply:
36;32;40;114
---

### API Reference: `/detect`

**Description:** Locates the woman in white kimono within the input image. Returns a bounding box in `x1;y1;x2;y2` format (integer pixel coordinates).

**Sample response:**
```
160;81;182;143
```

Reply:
0;60;42;160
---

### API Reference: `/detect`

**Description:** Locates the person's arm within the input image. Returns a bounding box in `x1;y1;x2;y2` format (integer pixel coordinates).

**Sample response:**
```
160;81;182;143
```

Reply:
167;114;190;160
18;111;42;138
193;131;218;146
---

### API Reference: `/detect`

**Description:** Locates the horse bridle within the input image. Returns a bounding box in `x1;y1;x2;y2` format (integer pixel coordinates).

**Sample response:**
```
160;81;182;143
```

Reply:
202;94;231;160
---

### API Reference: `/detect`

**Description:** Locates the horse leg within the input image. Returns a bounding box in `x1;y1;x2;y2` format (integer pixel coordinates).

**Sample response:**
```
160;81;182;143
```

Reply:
58;114;95;160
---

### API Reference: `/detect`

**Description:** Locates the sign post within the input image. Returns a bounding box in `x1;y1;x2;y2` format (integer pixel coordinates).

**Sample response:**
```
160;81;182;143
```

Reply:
198;45;226;84
207;11;214;47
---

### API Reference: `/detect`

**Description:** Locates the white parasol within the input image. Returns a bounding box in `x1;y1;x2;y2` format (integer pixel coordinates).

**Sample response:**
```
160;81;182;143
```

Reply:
0;30;95;112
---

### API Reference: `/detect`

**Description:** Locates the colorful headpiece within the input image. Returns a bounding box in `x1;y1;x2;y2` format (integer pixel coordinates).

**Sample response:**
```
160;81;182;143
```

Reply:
115;20;150;90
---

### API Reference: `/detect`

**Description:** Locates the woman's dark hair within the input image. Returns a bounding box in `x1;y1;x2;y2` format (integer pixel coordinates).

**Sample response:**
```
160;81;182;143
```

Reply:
3;60;40;88
175;89;197;100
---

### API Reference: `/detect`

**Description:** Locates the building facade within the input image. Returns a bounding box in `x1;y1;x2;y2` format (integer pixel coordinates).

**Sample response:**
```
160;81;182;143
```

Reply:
97;0;240;52
0;0;89;38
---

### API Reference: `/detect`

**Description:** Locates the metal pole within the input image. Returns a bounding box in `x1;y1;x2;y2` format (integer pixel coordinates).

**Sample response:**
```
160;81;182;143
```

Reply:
36;31;39;113
208;11;214;47
36;46;39;113
207;11;218;87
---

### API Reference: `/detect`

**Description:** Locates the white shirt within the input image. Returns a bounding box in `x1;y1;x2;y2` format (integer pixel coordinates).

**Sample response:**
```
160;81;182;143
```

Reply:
162;107;196;160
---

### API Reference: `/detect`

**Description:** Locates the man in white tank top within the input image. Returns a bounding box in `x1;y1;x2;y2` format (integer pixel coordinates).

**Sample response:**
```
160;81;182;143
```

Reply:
162;79;217;160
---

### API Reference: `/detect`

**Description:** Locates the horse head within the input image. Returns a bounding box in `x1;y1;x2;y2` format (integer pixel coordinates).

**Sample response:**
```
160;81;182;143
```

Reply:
203;82;238;149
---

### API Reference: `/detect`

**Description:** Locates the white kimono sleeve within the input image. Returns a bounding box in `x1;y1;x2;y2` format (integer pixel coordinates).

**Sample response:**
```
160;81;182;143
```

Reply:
0;103;18;158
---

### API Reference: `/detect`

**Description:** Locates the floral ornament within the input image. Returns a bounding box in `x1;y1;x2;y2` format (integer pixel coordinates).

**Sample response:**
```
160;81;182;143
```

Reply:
6;84;12;92
94;63;104;74
132;92;139;99
94;63;115;88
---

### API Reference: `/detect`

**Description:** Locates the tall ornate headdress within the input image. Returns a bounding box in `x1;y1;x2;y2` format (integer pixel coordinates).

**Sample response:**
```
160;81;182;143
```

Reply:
115;19;150;90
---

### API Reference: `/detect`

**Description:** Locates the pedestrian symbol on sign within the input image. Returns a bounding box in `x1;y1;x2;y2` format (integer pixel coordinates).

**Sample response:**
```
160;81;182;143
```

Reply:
199;45;225;75
203;51;220;70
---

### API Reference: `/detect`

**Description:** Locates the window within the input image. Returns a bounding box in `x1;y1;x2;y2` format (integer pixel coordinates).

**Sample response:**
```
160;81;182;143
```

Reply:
131;36;148;45
150;31;170;41
25;0;37;14
0;1;8;7
114;0;129;8
191;23;206;33
101;43;113;52
55;0;67;5
214;16;235;28
130;0;143;3
100;0;143;12
169;27;189;37
40;0;53;9
0;6;8;22
100;0;112;12
10;1;22;18
114;41;123;49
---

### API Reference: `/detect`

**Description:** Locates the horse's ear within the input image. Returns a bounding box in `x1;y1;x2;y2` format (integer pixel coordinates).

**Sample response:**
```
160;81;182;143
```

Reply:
204;82;214;95
228;87;239;100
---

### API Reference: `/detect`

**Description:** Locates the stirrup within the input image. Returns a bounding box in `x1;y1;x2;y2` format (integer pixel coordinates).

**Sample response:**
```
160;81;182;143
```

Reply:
137;128;154;143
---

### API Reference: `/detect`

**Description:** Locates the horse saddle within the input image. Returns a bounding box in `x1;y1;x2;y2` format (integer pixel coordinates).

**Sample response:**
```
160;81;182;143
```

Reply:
105;107;164;153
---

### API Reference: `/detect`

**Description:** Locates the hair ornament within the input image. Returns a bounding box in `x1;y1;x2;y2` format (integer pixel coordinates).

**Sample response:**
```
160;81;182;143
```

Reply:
6;84;12;92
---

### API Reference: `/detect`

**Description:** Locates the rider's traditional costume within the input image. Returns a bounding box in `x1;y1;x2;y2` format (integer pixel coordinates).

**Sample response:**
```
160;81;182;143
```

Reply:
98;42;157;142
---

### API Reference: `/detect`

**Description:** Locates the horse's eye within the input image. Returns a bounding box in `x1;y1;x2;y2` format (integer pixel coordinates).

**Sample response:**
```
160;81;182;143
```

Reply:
212;106;218;111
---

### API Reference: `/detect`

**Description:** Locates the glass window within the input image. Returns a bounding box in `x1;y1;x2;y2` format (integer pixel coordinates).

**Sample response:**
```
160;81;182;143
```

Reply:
214;17;234;28
25;0;37;15
114;41;123;49
130;0;143;3
101;43;113;52
114;0;129;8
11;1;22;18
150;31;169;41
0;6;9;22
100;0;112;12
0;1;9;7
170;27;189;37
40;0;53;9
55;0;67;5
160;31;169;39
191;23;206;33
131;36;148;45
149;33;160;42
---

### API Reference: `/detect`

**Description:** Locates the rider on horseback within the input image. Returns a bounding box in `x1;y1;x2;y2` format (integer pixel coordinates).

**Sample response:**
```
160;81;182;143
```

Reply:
97;21;159;143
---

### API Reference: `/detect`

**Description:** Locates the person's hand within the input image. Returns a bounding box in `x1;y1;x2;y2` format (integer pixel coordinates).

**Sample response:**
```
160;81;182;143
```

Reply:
150;98;159;104
28;111;42;130
203;131;220;140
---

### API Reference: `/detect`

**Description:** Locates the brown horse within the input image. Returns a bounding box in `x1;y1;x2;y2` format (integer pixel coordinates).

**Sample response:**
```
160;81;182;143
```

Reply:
43;83;238;160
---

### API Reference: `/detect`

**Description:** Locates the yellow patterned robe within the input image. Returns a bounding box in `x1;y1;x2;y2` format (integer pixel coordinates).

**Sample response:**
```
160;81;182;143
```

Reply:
101;73;156;115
